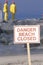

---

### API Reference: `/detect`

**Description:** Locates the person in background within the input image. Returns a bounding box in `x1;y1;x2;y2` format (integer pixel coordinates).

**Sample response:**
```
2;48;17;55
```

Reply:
3;0;8;21
10;0;16;20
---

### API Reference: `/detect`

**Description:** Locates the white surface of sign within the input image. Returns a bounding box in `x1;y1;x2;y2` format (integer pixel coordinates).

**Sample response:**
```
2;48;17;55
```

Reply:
14;25;40;44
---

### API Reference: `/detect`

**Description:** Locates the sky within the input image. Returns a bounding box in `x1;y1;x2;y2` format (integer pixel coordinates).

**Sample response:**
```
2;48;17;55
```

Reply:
0;0;43;19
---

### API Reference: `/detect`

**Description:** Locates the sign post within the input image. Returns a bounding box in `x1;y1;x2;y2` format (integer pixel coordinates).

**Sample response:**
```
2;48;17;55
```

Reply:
14;25;40;65
27;43;31;65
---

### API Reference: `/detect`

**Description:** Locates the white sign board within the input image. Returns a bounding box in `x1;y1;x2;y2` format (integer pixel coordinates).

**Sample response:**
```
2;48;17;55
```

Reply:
14;25;40;44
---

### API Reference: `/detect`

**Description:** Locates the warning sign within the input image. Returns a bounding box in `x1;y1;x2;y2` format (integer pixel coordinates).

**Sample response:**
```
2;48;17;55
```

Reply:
14;25;40;44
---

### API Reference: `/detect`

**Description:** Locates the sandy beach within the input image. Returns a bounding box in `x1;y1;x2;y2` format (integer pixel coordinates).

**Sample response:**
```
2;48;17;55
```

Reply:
0;45;43;65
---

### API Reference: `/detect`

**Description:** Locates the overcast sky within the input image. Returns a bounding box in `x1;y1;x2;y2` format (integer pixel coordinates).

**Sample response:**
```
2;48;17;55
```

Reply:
1;0;43;19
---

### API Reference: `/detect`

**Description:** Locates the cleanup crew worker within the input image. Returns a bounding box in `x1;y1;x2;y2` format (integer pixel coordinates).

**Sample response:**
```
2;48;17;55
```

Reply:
10;1;16;20
3;0;8;21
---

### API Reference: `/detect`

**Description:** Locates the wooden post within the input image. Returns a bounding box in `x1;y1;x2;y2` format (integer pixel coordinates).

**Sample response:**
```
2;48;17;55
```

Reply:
27;43;31;65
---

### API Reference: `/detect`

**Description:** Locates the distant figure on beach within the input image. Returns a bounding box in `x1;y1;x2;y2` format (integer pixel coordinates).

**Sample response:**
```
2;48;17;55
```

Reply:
10;0;16;20
0;3;2;20
3;0;8;21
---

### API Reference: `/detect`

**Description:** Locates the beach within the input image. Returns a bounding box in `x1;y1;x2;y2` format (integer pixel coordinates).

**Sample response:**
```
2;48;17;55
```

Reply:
0;45;43;65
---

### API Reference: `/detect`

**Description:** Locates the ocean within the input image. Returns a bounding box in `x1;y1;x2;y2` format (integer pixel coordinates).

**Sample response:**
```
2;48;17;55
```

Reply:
0;0;43;20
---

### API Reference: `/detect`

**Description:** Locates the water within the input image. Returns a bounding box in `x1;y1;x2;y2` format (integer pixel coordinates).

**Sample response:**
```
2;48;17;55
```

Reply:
0;0;43;20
